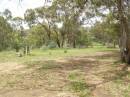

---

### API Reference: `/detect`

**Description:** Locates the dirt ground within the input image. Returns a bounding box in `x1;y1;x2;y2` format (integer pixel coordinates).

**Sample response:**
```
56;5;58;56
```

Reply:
0;51;129;97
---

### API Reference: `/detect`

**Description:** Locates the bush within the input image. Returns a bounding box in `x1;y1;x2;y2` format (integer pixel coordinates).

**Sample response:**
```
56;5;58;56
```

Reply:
40;45;48;50
47;41;57;49
64;49;68;53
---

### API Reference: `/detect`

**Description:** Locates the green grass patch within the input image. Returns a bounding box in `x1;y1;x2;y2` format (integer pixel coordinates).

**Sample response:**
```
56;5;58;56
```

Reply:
123;85;130;97
69;81;88;92
68;70;91;97
0;46;118;63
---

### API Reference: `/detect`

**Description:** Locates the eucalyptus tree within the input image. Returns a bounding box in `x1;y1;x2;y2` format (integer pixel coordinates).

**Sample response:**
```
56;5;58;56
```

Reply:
28;24;47;47
50;0;85;48
24;4;64;48
24;8;54;46
90;0;130;63
90;17;119;47
75;0;130;64
24;9;36;27
13;17;30;54
12;17;25;52
13;17;23;30
116;0;130;63
0;16;13;51
36;7;54;39
3;9;12;20
23;0;93;48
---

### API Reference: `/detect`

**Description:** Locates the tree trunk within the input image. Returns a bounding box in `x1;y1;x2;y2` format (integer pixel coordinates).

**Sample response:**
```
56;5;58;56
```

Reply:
61;34;65;48
73;39;76;48
113;41;116;48
27;45;30;55
23;46;26;55
117;0;130;64
54;30;61;48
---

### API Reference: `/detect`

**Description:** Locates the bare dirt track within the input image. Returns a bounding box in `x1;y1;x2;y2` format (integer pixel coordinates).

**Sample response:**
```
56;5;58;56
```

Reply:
0;51;129;97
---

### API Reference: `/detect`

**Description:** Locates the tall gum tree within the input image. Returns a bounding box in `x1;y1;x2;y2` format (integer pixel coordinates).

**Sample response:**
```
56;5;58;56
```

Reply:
76;0;130;64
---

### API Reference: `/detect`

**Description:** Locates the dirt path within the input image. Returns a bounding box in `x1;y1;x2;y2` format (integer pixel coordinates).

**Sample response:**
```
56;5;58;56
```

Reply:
0;89;77;97
0;62;25;73
0;51;129;97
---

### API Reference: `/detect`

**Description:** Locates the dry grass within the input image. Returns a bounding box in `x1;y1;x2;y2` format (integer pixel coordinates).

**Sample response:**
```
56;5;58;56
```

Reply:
0;48;129;97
